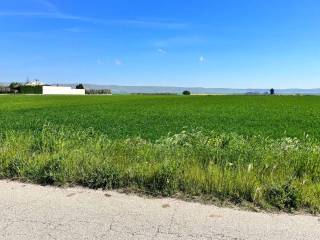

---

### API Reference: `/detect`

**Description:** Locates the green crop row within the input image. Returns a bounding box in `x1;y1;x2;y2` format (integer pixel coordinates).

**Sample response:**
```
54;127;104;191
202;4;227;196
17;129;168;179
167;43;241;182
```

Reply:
1;95;320;140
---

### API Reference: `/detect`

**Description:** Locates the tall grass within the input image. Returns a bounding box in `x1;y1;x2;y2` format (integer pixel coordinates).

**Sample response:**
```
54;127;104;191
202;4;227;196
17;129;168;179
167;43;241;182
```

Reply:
1;124;320;213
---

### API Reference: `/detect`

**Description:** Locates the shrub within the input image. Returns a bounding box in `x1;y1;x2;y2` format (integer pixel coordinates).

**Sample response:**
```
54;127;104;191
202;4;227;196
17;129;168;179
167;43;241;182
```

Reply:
265;181;301;211
182;90;191;95
270;88;275;95
85;89;112;95
9;82;22;90
20;85;43;94
76;84;85;89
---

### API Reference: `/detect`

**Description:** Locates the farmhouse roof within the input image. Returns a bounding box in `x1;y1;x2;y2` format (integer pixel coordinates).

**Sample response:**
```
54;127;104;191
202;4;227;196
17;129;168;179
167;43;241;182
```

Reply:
25;79;44;86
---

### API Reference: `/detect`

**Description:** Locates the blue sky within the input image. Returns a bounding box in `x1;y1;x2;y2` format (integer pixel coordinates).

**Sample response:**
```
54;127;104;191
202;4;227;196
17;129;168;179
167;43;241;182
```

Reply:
0;0;320;88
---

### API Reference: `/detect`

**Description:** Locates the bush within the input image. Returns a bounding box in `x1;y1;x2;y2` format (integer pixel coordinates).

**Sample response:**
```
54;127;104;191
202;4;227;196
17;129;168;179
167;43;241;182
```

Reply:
270;88;275;95
9;82;22;90
182;90;191;95
85;89;112;95
20;85;43;94
265;181;301;211
76;84;85;89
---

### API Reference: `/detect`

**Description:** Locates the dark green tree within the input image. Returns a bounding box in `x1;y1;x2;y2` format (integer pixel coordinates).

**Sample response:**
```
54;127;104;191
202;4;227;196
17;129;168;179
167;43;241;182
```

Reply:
9;82;21;90
76;83;85;89
182;90;191;95
270;88;275;95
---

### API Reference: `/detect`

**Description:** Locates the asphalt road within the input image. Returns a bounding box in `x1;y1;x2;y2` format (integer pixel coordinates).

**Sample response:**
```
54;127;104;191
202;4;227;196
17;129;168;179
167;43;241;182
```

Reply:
0;180;319;240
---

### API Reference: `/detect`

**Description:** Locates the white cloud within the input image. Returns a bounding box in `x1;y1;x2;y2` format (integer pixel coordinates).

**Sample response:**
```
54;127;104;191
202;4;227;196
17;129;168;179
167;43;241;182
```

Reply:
96;59;105;65
157;48;167;54
97;59;123;66
0;10;187;29
34;0;58;12
114;59;122;66
0;12;98;22
199;56;206;63
154;36;206;48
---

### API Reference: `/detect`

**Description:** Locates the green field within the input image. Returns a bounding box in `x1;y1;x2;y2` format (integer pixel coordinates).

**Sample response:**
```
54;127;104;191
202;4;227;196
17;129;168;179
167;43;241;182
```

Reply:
1;95;320;139
1;95;320;213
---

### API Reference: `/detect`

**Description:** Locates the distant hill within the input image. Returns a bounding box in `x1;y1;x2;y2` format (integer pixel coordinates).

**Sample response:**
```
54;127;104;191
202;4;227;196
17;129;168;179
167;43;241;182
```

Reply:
2;82;320;95
61;84;320;95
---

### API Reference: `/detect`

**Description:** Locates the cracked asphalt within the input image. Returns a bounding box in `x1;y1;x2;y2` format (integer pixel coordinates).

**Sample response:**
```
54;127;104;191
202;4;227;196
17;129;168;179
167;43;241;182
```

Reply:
0;180;319;240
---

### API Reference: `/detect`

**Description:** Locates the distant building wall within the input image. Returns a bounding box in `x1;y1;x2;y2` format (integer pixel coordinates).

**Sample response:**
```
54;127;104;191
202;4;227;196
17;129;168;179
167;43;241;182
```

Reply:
42;86;85;95
0;87;11;94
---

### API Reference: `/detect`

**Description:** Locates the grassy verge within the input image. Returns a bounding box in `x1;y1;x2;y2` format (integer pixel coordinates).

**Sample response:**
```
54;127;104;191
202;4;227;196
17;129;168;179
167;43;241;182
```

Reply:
1;124;320;213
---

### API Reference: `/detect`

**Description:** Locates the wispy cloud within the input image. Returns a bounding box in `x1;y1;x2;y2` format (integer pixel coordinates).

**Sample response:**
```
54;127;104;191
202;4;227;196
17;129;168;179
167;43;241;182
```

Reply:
64;27;89;33
157;48;167;54
0;11;96;22
0;10;187;29
96;58;124;66
199;56;206;64
153;36;206;48
34;0;58;12
96;59;105;65
114;59;123;66
112;19;187;29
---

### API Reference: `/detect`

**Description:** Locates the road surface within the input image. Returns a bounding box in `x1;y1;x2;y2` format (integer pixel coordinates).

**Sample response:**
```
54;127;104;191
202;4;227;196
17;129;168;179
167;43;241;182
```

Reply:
0;180;319;240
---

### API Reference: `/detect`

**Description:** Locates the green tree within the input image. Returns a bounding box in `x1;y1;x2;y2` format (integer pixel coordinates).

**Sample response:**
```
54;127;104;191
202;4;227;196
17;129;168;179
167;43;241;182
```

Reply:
76;84;85;89
270;88;275;95
182;90;191;95
9;82;21;90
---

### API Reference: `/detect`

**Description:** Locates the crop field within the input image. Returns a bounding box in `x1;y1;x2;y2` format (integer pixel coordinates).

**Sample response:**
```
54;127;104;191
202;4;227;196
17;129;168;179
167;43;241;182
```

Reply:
1;95;320;213
1;95;320;139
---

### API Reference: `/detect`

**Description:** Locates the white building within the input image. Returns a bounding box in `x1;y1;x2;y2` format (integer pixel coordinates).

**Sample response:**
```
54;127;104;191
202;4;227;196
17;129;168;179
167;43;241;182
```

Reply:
25;79;44;86
42;86;85;95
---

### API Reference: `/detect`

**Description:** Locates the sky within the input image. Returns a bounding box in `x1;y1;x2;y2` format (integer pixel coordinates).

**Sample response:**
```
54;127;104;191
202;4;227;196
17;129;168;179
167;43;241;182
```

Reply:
0;0;320;88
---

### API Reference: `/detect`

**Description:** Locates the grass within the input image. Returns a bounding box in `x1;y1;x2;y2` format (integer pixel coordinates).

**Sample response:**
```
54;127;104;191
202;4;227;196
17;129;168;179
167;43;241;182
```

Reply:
1;95;320;139
1;95;320;213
